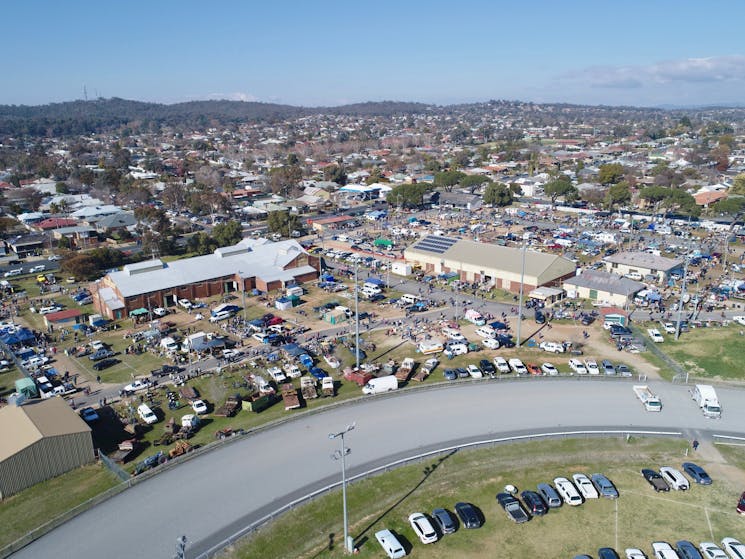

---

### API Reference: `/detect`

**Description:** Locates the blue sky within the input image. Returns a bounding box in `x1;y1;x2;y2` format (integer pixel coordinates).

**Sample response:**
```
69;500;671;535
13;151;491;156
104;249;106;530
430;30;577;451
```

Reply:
4;0;745;107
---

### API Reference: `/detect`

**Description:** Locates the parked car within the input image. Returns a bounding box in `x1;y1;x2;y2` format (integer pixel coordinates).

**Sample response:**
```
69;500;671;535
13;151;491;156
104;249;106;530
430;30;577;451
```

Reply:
431;508;456;534
152;307;167;317
625;549;648;559
676;541;704;559
541;362;559;376
554;477;583;506
408;512;438;544
520;490;547;516
93;358;119;371
721;537;745;559
478;359;496;375
699;543;728;559
599;549;621;559
660;466;689;490
89;348;114;361
591;473;619;498
178;298;192;309
539;341;565;353
616;364;633;377
526;363;542;376
508;358;527;375
467;364;483;379
79;407;99;422
493;357;510;374
601;360;616;375
454;502;482;529
653;541;681;559
573;473;599;499
124;379;150;392
496;492;530;523
537;483;562;508
191;400;208;414
584;359;600;375
443;368;458;381
374;529;406;559
682;462;713;485
642;468;670;492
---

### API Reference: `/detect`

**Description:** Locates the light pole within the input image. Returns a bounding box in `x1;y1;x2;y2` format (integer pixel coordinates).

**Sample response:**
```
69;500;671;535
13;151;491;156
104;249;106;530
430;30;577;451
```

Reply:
329;422;355;554
516;241;527;347
354;260;361;370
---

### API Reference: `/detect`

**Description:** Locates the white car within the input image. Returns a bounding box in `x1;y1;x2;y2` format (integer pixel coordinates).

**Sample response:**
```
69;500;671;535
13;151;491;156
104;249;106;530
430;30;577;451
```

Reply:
584;359;600;375
572;473;599;499
721;537;745;559
191;399;208;414
178;298;192;309
47;254;61;261
652;542;679;559
625;549;648;559
662;322;677;334
408;512;438;544
659;466;689;490
152;307;167;317
38;305;62;315
733;316;745;327
467;364;483;379
475;326;496;338
222;349;242;360
210;310;232;323
29;264;46;273
539;341;565;353
568;358;588;374
541;362;559;376
508;358;527;375
700;543;729;559
124;379;151;392
493;357;510;374
553;477;583;506
647;328;664;343
266;366;286;382
283;363;302;378
482;337;501;349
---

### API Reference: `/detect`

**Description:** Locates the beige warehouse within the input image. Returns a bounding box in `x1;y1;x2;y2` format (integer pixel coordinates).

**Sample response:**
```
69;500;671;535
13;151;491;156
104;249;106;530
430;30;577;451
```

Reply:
0;397;94;499
404;235;576;292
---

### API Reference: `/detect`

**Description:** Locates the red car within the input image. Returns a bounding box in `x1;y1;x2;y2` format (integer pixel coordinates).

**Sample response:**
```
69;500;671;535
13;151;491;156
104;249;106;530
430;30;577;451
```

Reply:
526;363;543;376
737;491;745;514
267;316;284;326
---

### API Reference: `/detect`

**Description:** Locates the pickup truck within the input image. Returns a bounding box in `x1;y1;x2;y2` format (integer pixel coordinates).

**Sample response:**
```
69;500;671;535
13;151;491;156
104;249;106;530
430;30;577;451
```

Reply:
280;383;300;410
496;492;530;523
343;367;373;387
633;385;662;412
300;377;318;400
396;358;415;382
413;358;438;382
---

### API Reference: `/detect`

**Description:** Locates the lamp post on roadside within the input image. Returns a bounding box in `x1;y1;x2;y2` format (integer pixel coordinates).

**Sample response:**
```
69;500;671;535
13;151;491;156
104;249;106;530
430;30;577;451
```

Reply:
329;422;356;554
516;241;527;347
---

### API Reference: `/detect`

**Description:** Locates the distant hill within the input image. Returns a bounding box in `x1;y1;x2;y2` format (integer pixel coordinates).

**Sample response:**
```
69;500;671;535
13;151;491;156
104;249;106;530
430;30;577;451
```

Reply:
0;98;432;137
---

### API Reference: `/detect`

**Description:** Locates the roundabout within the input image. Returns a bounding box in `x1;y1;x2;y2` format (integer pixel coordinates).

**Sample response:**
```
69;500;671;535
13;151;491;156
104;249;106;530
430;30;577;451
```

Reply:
11;378;745;559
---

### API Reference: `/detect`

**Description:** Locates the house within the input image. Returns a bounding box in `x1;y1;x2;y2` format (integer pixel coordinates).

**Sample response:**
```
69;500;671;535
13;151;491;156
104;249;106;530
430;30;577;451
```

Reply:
91;212;137;234
6;234;46;257
35;218;79;231
563;270;645;308
43;308;83;329
436;192;482;211
51;226;98;249
0;398;94;498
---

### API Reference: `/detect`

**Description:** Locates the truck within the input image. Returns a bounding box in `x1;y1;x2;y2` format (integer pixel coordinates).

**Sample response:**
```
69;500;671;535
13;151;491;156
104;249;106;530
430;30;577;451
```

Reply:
496;493;530;524
464;308;486;326
395;358;415;382
214;397;240;417
633;385;662;412
321;376;335;397
300;377;318;400
692;384;722;418
413;358;438;382
280;382;300;410
362;375;398;395
342;367;373;386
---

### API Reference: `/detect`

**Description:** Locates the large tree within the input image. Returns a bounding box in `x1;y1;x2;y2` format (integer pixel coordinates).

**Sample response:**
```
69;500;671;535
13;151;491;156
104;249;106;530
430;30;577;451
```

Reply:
728;173;745;196
604;181;631;210
212;220;243;246
267;210;300;236
433;170;465;192
386;183;431;208
483;182;513;207
544;176;578;205
598;163;625;185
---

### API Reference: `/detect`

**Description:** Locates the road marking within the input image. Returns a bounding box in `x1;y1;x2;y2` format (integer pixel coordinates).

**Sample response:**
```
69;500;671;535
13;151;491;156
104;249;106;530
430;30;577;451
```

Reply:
615;498;619;551
705;506;714;539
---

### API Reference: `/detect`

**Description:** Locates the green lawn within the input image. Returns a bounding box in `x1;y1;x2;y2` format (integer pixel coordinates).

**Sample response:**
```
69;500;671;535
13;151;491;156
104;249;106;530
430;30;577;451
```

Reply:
0;464;119;549
225;438;742;559
649;325;744;381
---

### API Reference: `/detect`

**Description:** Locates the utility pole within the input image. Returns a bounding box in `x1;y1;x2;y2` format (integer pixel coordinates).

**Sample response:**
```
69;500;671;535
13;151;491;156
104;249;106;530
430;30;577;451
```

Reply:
329;423;356;554
675;255;690;341
516;241;527;346
354;260;360;370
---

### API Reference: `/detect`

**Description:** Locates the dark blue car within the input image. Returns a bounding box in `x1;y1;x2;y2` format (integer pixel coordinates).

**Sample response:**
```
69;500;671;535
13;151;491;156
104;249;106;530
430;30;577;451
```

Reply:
682;462;712;485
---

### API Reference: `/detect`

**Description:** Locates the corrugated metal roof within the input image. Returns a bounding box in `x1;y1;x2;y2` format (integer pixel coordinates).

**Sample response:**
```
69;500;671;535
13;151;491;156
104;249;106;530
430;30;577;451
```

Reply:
0;398;90;462
564;270;644;296
108;239;314;298
604;251;683;271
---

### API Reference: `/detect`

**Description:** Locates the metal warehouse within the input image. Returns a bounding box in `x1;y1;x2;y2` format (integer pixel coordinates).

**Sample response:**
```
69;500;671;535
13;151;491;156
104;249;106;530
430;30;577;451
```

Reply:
0;397;94;499
403;235;576;293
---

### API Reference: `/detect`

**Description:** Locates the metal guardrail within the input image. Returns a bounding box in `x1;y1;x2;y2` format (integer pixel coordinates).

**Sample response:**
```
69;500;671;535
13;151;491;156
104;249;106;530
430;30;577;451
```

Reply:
192;428;683;559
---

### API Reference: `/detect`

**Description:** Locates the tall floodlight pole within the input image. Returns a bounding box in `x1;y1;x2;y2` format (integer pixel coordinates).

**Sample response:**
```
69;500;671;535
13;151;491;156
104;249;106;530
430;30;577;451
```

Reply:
675;255;690;341
516;241;527;346
329;423;356;554
354;261;361;369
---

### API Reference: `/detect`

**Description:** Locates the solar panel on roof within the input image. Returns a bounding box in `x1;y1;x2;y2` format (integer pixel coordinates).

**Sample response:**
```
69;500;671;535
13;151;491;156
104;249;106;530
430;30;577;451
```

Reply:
413;236;458;254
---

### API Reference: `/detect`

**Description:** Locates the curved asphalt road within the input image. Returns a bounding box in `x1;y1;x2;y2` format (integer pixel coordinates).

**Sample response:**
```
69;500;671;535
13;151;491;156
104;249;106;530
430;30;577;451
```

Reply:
13;379;745;559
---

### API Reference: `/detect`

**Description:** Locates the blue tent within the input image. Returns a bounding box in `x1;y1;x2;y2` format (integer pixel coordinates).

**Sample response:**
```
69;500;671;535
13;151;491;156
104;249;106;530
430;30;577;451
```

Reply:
365;277;384;286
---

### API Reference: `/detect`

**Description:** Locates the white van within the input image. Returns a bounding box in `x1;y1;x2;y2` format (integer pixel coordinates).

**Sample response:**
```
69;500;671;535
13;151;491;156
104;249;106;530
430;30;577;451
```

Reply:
400;293;421;305
362;375;398;395
441;327;465;341
375;529;406;559
137;403;158;424
475;326;496;338
362;282;382;294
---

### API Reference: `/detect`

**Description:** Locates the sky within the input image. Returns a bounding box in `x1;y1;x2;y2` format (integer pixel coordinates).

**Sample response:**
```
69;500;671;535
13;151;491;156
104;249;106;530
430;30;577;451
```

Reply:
4;0;745;108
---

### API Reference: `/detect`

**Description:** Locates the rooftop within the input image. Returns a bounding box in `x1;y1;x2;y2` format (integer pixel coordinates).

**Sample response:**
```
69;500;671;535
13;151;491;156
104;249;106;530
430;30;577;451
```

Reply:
604;251;684;272
564;270;645;297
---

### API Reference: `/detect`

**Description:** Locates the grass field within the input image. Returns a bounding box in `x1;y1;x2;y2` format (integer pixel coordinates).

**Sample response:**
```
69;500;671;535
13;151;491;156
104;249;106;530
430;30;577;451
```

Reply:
0;463;119;549
223;437;743;559
650;325;745;381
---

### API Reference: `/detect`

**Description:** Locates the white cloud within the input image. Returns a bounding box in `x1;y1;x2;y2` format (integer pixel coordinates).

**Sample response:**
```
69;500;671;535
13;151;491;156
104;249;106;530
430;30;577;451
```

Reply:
559;55;745;89
204;91;259;102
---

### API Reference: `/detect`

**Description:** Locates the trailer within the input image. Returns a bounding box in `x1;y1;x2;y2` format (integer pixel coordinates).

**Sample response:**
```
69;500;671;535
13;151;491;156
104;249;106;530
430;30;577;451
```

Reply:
633;385;662;412
214;397;241;417
168;440;193;459
280;383;300;410
300;377;318;400
343;367;373;387
395;358;415;382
